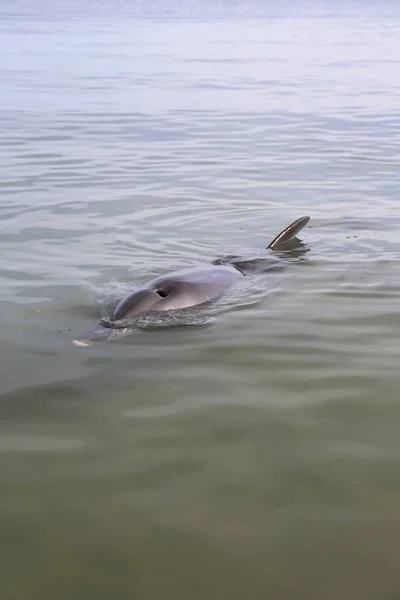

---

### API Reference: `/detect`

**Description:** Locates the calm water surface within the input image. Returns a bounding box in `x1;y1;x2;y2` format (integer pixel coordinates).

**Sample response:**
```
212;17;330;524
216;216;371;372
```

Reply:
1;0;400;598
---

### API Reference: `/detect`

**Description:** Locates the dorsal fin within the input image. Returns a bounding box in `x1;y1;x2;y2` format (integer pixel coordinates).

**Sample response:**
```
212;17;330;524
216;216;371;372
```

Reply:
267;216;310;250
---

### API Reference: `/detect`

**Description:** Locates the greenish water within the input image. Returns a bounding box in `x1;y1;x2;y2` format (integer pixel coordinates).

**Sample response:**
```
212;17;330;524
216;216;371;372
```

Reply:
1;1;400;598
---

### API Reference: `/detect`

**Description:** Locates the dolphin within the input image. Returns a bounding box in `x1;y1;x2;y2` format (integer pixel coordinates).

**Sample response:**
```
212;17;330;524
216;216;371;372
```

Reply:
73;216;310;347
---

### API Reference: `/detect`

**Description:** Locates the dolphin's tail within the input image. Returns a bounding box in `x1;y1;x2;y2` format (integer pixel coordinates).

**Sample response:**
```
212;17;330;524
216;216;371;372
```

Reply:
267;216;310;250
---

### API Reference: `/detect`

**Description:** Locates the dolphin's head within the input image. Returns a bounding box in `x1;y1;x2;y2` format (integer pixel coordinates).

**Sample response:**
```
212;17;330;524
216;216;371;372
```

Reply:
112;288;166;320
72;284;186;348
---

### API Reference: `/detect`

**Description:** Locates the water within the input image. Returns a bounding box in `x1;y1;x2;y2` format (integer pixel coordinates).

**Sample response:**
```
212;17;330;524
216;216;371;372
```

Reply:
1;0;400;597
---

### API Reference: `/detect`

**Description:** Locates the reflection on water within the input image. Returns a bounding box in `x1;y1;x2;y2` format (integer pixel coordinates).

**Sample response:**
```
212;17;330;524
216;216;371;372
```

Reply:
1;0;400;597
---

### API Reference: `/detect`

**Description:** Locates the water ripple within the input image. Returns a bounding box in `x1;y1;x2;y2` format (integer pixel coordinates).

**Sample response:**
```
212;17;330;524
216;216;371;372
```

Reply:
1;4;400;595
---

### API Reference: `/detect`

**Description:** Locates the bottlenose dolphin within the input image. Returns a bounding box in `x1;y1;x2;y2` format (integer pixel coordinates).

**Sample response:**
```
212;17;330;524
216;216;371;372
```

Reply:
73;216;310;347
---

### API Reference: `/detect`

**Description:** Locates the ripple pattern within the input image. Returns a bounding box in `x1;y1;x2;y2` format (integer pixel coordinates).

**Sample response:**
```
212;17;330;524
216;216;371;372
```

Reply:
1;1;400;598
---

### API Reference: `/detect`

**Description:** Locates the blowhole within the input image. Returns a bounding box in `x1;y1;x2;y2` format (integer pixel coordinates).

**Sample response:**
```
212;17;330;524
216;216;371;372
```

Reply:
156;289;168;298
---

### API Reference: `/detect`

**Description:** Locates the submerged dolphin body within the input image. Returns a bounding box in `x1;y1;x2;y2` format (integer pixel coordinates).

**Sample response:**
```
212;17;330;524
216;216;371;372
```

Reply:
73;216;310;347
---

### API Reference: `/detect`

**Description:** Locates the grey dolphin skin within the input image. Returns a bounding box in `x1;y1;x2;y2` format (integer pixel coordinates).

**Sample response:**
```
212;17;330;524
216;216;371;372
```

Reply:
73;216;310;347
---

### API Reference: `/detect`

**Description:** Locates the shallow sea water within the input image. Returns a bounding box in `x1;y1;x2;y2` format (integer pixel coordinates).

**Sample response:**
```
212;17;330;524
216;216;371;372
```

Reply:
0;0;400;598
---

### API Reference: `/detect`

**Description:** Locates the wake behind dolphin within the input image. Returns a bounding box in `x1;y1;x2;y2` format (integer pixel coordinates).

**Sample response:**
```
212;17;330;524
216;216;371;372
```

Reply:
73;216;310;347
